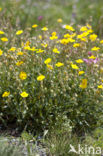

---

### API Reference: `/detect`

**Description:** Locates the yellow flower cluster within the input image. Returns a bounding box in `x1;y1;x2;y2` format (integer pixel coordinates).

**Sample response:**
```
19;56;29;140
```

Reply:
1;20;103;101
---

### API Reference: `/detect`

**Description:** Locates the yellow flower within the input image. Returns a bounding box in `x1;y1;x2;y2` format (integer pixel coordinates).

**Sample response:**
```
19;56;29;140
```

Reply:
41;43;48;48
57;18;62;23
36;49;44;53
55;62;64;67
82;32;89;37
73;43;80;48
50;35;58;40
70;33;76;38
64;33;70;38
24;46;31;50
16;61;24;66
0;30;4;34
98;85;103;89
60;38;69;45
44;58;51;64
38;35;42;40
29;47;36;51
52;32;57;36
79;79;87;89
68;38;75;43
80;37;87;42
9;47;16;52
19;72;27;80
20;92;28;98
87;29;93;33
91;47;100;51
88;55;96;59
77;34;83;39
50;32;58;40
76;59;84;63
2;91;10;97
0;8;2;12
47;64;53;70
65;25;75;31
77;32;89;39
53;48;60;54
1;37;8;42
17;52;24;55
16;30;23;35
0;49;3;55
100;40;103;44
32;24;38;28
89;34;97;41
71;64;79;70
78;71;85;75
41;27;48;31
37;75;45;81
86;24;92;29
25;41;30;46
80;26;88;32
60;38;75;45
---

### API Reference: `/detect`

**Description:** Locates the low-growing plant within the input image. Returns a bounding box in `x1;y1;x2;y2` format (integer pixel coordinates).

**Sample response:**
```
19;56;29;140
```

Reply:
0;8;103;135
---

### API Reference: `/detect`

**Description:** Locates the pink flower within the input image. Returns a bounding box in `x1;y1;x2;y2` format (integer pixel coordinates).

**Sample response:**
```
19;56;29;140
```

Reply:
83;58;99;64
38;16;43;21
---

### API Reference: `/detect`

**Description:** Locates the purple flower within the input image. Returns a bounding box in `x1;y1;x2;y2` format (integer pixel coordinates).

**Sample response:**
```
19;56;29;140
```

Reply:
83;59;90;64
83;58;93;64
38;16;43;21
93;58;99;63
88;51;92;56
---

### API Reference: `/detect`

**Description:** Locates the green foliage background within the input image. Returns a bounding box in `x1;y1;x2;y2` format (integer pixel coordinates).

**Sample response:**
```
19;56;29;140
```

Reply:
0;0;103;35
